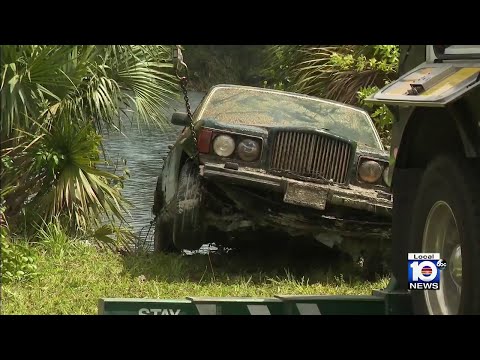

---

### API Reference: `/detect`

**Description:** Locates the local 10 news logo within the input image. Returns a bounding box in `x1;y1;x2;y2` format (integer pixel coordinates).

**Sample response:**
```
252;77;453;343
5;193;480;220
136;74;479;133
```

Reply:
408;253;447;290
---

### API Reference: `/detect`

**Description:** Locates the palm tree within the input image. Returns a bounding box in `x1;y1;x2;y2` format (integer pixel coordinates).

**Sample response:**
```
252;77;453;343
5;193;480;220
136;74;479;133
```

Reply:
1;45;178;247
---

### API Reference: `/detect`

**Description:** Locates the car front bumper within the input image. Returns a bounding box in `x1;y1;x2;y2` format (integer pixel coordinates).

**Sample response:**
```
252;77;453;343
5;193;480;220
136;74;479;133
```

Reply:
199;163;392;217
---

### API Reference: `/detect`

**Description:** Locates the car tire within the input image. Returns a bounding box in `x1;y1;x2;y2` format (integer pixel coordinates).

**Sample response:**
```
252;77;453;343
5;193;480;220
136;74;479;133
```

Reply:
152;175;164;217
172;160;206;251
409;155;480;315
152;174;177;253
153;214;177;253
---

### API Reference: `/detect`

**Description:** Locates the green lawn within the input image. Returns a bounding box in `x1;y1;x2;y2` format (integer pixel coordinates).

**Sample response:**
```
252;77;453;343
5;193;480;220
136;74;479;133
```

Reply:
2;241;389;315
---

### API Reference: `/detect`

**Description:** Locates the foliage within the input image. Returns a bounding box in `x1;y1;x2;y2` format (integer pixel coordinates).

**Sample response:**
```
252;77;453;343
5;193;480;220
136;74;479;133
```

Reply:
5;121;130;232
88;224;138;252
34;220;132;256
0;45;177;246
182;45;268;91
1;227;38;284
1;45;178;139
262;45;330;91
262;45;400;143
357;86;394;145
1;183;37;284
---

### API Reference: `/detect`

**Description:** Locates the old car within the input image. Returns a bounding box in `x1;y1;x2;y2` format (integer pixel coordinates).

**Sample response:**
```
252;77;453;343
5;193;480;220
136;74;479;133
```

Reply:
153;84;392;267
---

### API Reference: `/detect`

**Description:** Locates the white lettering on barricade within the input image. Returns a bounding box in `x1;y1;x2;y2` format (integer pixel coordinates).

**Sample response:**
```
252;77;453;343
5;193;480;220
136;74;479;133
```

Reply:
138;308;181;315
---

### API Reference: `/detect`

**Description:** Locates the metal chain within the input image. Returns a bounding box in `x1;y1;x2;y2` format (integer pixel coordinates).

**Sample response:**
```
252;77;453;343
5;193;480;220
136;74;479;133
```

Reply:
174;45;200;164
179;76;200;163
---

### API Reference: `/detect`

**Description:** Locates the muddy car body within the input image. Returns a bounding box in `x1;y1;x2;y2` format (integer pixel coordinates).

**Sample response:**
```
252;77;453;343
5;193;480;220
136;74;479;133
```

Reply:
153;85;392;259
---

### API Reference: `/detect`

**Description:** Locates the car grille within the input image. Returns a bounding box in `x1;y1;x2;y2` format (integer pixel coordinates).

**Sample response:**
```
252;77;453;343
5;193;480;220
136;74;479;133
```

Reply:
269;130;353;184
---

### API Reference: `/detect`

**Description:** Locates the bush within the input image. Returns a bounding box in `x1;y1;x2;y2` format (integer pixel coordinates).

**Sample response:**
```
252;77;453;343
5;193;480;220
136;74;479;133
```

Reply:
1;234;38;284
183;45;268;91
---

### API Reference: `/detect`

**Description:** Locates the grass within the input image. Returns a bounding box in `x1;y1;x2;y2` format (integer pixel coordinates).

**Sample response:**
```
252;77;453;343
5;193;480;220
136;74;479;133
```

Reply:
2;235;390;315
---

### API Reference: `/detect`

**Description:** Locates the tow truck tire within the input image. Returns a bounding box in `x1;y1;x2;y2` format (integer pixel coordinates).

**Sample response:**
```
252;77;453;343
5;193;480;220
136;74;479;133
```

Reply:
409;155;480;315
172;160;206;251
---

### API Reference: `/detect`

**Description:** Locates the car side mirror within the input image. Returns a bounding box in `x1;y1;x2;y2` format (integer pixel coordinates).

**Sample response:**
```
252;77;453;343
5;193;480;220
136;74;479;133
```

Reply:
171;112;190;126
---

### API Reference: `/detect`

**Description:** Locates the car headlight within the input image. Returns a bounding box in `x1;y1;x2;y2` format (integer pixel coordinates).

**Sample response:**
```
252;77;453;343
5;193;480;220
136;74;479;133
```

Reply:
237;138;260;162
213;135;235;157
358;160;383;183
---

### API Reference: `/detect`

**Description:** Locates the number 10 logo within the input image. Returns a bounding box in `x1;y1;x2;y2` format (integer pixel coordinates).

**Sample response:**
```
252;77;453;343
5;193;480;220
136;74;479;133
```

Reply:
408;253;443;290
410;261;438;281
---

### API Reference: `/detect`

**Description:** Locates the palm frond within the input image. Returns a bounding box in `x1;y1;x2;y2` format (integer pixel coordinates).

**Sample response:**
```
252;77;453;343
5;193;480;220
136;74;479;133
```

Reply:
89;224;138;252
2;118;130;234
324;69;383;105
0;45;90;138
112;45;179;130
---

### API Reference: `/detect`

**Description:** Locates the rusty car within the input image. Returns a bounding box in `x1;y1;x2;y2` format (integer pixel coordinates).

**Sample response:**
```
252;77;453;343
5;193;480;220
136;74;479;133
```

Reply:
152;84;393;268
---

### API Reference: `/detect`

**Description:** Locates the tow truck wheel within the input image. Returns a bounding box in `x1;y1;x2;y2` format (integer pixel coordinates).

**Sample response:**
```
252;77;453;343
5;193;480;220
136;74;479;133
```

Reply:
172;160;206;251
410;155;480;315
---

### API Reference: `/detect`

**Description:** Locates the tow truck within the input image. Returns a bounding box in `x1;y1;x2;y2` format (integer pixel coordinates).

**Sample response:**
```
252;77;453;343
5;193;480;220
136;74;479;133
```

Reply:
99;45;480;315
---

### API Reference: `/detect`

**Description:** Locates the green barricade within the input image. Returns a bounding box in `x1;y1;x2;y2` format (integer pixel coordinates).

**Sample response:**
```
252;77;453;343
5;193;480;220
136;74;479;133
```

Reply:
99;290;413;315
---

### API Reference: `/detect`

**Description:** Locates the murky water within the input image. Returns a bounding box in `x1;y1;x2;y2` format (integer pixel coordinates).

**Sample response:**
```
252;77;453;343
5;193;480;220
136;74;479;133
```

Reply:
101;91;205;245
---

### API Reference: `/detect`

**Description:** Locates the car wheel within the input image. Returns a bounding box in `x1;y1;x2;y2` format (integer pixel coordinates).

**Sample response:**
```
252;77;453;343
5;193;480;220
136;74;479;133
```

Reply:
152;175;164;217
409;155;480;315
152;173;176;253
172;160;206;251
153;213;177;253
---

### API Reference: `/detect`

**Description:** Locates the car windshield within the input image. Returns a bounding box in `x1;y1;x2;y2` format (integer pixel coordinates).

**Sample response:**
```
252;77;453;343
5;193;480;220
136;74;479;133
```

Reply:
197;86;381;149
